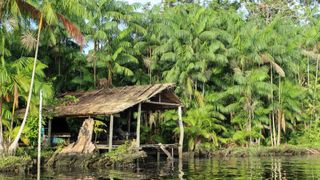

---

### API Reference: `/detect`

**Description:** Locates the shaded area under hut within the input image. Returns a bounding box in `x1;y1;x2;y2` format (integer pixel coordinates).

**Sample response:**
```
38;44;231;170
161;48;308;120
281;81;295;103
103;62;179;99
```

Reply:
46;83;184;159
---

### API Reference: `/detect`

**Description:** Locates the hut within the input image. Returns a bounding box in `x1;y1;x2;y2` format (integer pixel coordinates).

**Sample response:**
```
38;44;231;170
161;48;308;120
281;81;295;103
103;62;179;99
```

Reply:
47;83;184;158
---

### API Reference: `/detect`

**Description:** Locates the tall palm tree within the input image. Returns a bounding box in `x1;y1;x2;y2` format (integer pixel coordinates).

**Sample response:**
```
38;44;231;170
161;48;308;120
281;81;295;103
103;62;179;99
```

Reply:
5;0;84;154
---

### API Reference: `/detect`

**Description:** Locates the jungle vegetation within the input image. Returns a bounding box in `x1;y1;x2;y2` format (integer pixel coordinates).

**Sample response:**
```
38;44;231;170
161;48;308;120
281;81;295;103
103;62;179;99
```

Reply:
1;0;320;155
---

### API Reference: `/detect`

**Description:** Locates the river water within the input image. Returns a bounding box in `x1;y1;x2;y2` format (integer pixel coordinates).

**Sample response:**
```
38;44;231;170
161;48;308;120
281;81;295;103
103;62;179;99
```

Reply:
2;156;320;179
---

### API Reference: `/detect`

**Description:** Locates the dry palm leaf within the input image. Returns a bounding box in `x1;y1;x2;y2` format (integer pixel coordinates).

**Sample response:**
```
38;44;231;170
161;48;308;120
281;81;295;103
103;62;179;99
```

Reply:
21;30;37;52
16;0;41;21
16;0;84;46
301;49;320;60
261;53;285;77
8;18;18;29
148;112;156;129
57;13;84;46
86;51;95;63
143;57;151;69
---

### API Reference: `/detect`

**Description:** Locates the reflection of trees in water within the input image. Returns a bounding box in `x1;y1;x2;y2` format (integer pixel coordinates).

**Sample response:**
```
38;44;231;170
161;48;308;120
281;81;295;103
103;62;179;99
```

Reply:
4;157;320;179
180;157;320;179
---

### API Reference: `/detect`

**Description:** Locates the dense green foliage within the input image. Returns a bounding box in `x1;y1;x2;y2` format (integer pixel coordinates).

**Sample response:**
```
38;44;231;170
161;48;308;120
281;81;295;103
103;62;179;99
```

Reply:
2;0;320;154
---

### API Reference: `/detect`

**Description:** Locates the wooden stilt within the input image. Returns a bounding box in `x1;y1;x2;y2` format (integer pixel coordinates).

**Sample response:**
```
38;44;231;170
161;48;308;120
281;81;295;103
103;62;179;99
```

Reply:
178;106;184;159
109;115;114;152
47;119;52;146
136;103;141;148
171;147;174;158
127;109;131;134
157;149;160;162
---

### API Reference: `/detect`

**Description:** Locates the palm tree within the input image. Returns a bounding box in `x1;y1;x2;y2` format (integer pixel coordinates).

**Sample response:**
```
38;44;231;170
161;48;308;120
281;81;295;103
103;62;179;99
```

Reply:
153;4;233;106
221;67;273;145
5;0;84;154
183;104;226;151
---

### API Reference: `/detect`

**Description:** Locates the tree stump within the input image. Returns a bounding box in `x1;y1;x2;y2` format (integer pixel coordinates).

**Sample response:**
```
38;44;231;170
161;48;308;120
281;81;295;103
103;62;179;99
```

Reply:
60;118;96;154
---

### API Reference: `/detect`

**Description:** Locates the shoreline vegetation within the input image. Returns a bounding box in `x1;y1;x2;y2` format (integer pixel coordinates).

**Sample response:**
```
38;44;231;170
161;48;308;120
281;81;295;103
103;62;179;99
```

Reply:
3;0;320;178
2;144;320;174
209;145;320;158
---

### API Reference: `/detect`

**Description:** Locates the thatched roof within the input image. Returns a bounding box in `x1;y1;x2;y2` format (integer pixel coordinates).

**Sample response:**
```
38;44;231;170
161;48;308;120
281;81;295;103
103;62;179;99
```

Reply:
53;83;181;117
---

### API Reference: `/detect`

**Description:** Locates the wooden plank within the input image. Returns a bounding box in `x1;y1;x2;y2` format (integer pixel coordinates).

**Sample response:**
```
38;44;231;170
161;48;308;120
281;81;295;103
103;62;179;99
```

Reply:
140;144;178;148
136;103;141;147
178;106;184;159
96;144;118;149
109;115;114;152
97;143;178;150
144;100;180;107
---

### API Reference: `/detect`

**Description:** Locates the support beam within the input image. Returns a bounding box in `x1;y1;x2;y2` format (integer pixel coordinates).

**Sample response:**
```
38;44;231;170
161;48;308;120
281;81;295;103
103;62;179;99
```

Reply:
109;115;114;152
136;103;141;148
178;106;184;159
47;119;52;146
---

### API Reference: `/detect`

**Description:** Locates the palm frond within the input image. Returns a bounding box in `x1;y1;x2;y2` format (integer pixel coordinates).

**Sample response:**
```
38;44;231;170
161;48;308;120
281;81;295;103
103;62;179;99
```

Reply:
57;13;84;46
20;30;37;52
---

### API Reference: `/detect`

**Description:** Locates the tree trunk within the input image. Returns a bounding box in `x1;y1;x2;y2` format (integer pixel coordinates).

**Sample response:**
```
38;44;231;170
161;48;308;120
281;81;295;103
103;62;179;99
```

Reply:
270;65;276;146
248;110;252;146
313;58;319;123
93;41;97;88
149;48;152;84
307;58;310;86
178;106;184;159
269;114;273;147
60;118;95;154
0;98;4;155
277;77;281;146
8;15;43;155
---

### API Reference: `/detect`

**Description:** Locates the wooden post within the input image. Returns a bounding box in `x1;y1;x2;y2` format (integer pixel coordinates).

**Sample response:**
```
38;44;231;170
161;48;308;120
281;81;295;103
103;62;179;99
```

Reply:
178;106;184;159
136;103;142;148
127;109;131;134
37;90;43;180
171;147;174;158
109;115;114;152
157;149;160;162
47;119;52;146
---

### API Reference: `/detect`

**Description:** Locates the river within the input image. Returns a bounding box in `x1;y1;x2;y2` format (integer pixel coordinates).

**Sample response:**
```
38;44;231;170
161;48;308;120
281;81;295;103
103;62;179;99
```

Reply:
2;156;320;179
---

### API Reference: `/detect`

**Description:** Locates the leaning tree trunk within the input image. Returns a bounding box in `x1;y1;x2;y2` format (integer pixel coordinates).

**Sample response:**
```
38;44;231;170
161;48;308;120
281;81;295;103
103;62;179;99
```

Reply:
8;16;43;155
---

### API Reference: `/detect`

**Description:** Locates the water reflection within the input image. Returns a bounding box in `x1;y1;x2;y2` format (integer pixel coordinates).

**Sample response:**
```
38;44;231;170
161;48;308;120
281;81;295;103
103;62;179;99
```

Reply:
3;156;320;179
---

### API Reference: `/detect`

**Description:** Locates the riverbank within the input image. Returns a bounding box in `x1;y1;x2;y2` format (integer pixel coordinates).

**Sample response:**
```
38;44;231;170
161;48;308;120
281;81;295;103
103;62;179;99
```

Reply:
209;145;320;157
0;156;32;173
1;144;320;174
